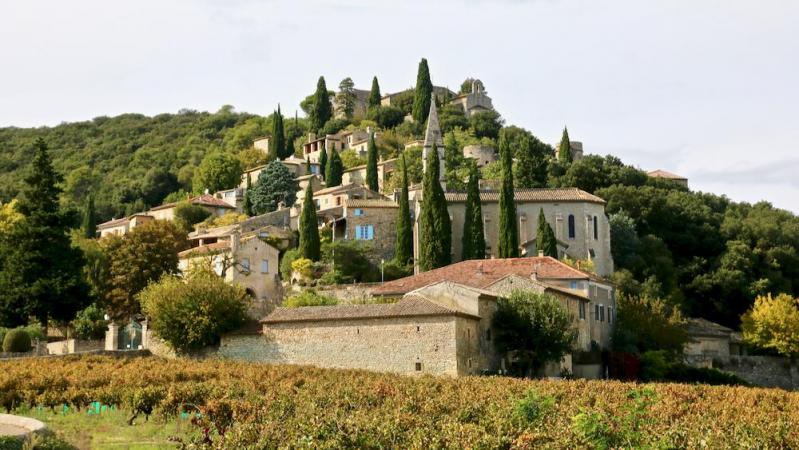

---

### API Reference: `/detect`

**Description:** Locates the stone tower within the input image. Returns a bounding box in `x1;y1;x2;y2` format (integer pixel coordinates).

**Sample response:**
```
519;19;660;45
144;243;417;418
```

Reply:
422;94;446;189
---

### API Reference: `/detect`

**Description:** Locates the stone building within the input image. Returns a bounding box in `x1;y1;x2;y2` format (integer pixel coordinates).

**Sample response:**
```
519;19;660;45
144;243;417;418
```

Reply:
449;79;494;117
253;136;270;154
683;318;744;367
342;199;399;262
554;140;584;161
341;158;397;191
647;169;688;187
333;88;371;120
463;144;497;167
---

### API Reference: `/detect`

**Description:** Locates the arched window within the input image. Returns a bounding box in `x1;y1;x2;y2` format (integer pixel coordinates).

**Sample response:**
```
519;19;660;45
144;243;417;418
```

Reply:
568;215;576;239
593;216;598;240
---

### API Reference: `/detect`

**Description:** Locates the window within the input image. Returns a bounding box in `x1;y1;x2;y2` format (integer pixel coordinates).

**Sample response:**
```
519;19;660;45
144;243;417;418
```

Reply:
568;214;576;239
260;259;269;274
355;225;374;240
608;306;613;324
240;258;250;273
486;329;492;341
579;302;586;320
415;362;422;371
259;231;269;238
600;305;605;322
594;304;600;321
353;208;364;217
416;326;420;332
570;281;579;289
468;358;472;368
467;328;471;339
593;216;599;240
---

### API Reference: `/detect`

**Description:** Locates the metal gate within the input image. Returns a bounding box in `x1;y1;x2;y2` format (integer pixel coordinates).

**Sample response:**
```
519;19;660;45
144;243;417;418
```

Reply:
118;320;142;350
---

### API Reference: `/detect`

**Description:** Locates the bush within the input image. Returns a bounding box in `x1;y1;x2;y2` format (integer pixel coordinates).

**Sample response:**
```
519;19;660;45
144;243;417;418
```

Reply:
20;323;46;342
3;328;31;352
290;258;314;279
139;266;249;353
638;350;672;382
283;290;337;308
382;261;412;281
321;240;378;283
513;390;555;426
280;248;300;281
639;349;748;386
366;105;405;129
71;304;108;340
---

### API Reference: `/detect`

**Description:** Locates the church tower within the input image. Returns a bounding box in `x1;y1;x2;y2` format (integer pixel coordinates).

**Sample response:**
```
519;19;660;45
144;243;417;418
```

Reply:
422;94;446;190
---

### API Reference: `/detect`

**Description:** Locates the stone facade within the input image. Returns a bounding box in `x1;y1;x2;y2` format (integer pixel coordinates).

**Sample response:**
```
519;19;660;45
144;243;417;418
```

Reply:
341;158;397;191
463;144;497;167
449;79;494;117
342;199;399;263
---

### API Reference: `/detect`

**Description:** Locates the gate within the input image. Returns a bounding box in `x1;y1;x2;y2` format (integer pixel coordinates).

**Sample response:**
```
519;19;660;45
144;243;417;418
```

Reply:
118;320;143;350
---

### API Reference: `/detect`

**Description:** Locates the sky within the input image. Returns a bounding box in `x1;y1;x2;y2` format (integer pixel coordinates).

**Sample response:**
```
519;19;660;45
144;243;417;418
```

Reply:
1;0;798;212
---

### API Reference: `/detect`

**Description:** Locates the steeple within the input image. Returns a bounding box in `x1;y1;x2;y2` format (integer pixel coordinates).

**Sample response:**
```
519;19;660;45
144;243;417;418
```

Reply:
422;94;446;187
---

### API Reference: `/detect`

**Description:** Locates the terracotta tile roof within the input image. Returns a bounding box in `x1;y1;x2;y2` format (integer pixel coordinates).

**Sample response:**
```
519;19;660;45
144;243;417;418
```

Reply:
191;194;236;209
445;188;606;205
313;183;362;196
261;295;475;324
178;241;230;258
372;257;594;296
346;199;398;208
647;169;687;180
684;318;735;338
97;217;129;229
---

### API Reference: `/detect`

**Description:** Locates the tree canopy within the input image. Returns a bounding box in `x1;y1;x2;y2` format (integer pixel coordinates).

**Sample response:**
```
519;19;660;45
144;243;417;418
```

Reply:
412;58;433;123
248;160;298;215
418;144;451;271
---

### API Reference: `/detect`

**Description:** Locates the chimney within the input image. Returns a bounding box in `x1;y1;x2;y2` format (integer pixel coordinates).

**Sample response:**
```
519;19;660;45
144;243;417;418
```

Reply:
230;230;240;254
204;188;210;195
476;262;484;274
538;250;544;257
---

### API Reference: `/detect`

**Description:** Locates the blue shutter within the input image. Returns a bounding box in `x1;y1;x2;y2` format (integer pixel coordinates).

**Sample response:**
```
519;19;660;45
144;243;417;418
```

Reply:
367;225;374;240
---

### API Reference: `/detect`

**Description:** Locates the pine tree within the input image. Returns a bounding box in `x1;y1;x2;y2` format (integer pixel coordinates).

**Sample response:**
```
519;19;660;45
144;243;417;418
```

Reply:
366;132;379;191
394;154;413;266
497;132;519;258
298;182;320;261
418;143;451;271
310;76;333;133
557;126;572;164
325;147;343;187
319;146;328;181
242;173;254;216
461;163;485;260
81;193;97;239
368;76;381;109
272;105;288;160
536;208;558;258
0;139;89;326
412;58;433;123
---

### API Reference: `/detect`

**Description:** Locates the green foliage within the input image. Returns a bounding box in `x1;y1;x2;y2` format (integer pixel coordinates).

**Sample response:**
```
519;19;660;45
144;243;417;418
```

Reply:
557;127;572;164
335;77;356;120
394;155;413;266
0;139;89;327
741;293;799;357
249;160;298;215
504;126;550;188
71;303;108;340
318;146;328;180
368;76;381;109
390;90;415;116
173;202;212;232
412;58;433;123
320;117;350;136
321;240;378;283
459;78;475;94
366;105;405;129
497;132;519;258
513;390;555;426
536;208;558;258
325;148;344;187
192;152;242;195
418;144;451;271
442;130;468;190
366;133;379;191
382;260;413;281
298;183;320;261
280;248;301;281
639;350;749;385
438;104;470;134
140;266;248;353
611;295;687;355
283;290;338;308
572;388;658;450
310;76;333;132
554;155;648;193
469;110;504;140
2;328;32;352
103;220;187;319
491;290;575;376
271;105;287;160
242;174;253;216
461;163;485;260
81;194;97;239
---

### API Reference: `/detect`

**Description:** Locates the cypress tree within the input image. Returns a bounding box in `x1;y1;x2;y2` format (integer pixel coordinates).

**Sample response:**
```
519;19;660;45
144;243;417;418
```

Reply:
319;146;328;181
273;105;287;160
310;76;332;133
368;76;381;109
394;154;413;266
557;126;572;164
298;182;320;261
418;143;451;271
412;58;433;123
461;163;485;260
366;132;379;191
497;132;519;258
243;173;254;216
81;193;97;239
536;208;558;258
325;147;343;187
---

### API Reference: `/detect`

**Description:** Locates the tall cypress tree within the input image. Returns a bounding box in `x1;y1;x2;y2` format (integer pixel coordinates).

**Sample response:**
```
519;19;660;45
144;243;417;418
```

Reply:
81;193;97;239
298;182;320;261
243;173;254;216
325;147;343;187
394;154;413;266
319;146;328;181
557;126;572;164
497;132;519;258
536;208;558;258
412;58;433;123
310;76;332;133
0;139;89;326
418;143;451;271
366;132;379;191
461;163;485;260
273;105;287;160
368;76;381;109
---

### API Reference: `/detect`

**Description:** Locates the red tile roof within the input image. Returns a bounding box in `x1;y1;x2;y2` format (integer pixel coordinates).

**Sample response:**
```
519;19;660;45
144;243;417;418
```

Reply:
178;241;230;258
97;217;129;229
372;257;594;296
261;295;477;324
647;169;687;181
150;194;235;212
445;188;605;204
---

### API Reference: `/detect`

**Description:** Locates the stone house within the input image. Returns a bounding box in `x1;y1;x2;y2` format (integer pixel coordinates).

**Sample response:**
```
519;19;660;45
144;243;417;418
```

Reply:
449;79;494;117
341;199;399;263
463;144;497;167
683;318;744;367
219;281;502;376
647;169;689;187
302;134;343;163
332;88;371;120
373;256;615;350
341;158;397;192
380;86;455;108
239;157;321;190
253;136;270;154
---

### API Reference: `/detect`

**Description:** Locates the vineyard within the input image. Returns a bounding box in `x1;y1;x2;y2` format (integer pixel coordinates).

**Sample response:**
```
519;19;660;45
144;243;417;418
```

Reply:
1;355;798;449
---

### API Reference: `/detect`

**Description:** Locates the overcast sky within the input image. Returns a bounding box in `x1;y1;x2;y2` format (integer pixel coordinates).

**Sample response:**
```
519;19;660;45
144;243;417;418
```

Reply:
2;1;798;212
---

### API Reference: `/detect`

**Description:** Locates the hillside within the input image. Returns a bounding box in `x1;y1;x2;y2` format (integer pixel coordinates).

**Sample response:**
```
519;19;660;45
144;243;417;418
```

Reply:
1;355;797;449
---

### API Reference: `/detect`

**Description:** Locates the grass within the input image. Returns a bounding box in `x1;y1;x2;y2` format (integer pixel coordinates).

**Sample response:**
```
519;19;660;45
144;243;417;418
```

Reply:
11;406;198;450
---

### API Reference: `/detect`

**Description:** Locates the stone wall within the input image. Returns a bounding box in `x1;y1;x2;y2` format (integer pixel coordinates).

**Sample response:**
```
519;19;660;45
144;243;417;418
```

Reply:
716;356;799;390
219;315;465;376
46;339;104;355
343;205;398;263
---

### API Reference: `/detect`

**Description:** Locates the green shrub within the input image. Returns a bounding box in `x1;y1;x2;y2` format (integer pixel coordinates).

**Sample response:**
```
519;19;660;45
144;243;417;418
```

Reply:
513;390;555;426
21;323;46;342
3;329;32;352
572;388;658;449
639;350;672;382
0;328;6;347
382;261;412;281
71;304;108;340
283;290;338;308
280;248;300;281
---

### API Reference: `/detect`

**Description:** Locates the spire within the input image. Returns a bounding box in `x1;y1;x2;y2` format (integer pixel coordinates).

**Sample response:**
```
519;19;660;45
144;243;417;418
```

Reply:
423;93;443;148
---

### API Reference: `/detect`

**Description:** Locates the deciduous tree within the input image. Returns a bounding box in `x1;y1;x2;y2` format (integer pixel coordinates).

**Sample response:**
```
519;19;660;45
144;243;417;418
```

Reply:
741;293;799;358
192;152;242;194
